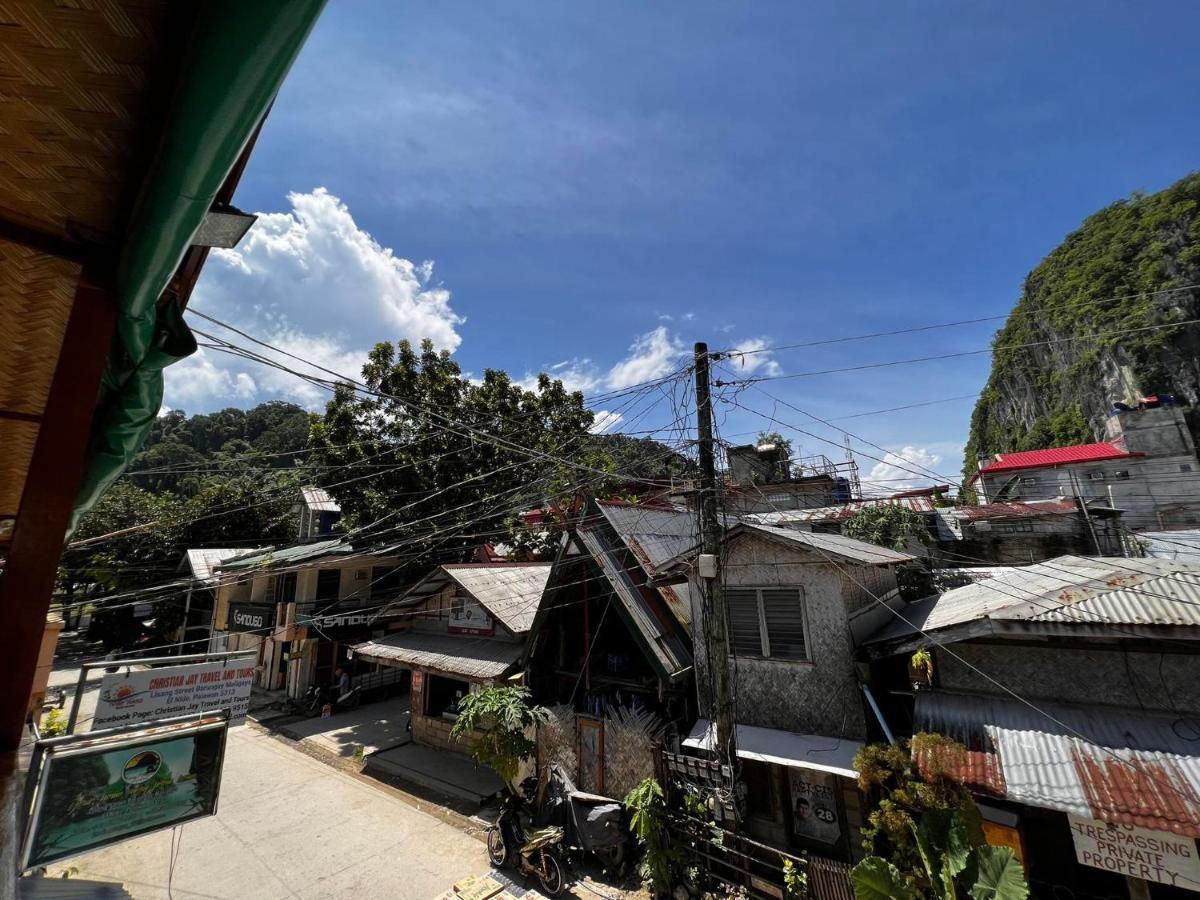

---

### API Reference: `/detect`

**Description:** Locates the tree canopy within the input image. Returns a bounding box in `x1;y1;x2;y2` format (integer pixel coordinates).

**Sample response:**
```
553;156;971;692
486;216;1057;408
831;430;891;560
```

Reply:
309;338;609;568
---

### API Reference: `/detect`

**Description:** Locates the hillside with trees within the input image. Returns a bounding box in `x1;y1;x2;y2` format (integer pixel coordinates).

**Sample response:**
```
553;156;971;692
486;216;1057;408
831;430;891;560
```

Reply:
964;172;1200;480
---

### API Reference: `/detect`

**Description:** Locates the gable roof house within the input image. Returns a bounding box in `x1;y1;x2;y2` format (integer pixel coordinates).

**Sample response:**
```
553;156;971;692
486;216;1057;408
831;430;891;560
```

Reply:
861;555;1200;897
661;522;913;860
527;499;697;718
352;562;551;758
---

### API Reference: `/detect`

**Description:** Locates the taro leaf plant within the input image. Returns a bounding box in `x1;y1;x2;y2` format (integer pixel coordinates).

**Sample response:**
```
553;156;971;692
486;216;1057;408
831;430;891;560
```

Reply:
850;803;1029;900
450;686;547;790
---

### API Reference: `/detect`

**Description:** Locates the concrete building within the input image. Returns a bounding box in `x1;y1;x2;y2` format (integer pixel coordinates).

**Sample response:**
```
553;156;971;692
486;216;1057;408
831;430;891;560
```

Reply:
862;555;1200;900
971;401;1200;531
211;540;410;696
662;522;912;861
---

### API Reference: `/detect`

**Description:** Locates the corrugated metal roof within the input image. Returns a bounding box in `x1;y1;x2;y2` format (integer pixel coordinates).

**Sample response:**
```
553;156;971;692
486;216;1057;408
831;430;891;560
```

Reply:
443;563;551;634
183;547;268;583
745;495;937;526
915;691;1200;838
866;555;1200;646
955;499;1081;521
596;501;698;629
219;538;355;572
578;525;693;680
740;523;914;566
684;718;862;779
350;631;523;680
300;485;340;513
1140;529;1200;563
977;442;1138;475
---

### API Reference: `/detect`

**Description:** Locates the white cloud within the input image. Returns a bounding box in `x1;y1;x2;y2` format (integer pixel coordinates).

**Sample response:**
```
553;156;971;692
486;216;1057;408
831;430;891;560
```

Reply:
517;358;603;394
605;326;685;389
211;188;463;351
589;410;624;434
723;338;782;378
169;188;463;413
866;446;944;494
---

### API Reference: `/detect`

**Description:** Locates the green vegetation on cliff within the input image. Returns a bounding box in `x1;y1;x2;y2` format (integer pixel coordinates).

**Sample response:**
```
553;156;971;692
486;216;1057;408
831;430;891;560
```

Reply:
964;173;1200;480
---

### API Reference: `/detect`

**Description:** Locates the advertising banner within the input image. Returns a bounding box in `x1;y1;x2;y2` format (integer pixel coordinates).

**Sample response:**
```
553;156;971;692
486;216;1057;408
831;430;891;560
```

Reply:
227;601;274;633
24;719;227;869
448;599;494;636
1068;814;1200;891
92;659;256;729
788;769;842;845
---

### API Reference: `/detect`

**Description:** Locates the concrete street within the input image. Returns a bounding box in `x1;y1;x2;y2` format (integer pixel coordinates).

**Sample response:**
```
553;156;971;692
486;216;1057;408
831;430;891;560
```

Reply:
47;724;490;899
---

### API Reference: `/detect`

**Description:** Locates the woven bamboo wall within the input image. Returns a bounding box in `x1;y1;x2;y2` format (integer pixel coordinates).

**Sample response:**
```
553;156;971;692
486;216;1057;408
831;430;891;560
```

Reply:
0;0;176;241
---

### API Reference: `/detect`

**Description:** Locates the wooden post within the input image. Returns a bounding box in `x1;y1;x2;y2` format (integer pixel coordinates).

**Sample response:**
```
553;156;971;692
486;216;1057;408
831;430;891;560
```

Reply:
0;271;118;751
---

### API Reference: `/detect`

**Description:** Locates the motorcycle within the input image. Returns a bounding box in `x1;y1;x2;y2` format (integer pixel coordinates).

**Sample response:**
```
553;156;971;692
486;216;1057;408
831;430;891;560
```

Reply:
299;682;362;718
486;777;568;896
538;763;629;872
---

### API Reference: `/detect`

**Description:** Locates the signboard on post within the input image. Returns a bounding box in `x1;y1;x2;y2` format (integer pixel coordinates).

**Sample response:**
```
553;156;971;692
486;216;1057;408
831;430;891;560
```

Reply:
227;601;274;633
1068;814;1200;891
23;715;228;870
92;658;256;729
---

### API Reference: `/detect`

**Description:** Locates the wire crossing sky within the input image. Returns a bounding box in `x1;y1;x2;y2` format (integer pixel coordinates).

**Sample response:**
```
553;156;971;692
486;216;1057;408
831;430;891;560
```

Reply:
167;1;1200;490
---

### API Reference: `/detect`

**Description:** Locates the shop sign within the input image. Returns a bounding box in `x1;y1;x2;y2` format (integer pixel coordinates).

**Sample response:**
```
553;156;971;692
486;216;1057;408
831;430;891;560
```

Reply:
788;769;841;845
297;611;372;630
227;601;274;633
1068;814;1200;890
23;717;227;869
93;659;256;729
449;599;494;636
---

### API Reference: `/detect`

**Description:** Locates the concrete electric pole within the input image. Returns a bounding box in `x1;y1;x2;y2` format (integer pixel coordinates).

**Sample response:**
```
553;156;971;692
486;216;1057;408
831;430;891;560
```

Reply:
693;343;737;766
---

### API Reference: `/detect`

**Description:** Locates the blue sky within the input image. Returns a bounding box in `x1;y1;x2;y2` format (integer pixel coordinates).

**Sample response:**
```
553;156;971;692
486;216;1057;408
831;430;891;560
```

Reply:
173;1;1200;493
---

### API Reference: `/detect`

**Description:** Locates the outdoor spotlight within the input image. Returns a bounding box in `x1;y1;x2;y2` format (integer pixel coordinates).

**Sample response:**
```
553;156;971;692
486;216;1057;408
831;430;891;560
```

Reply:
192;204;258;249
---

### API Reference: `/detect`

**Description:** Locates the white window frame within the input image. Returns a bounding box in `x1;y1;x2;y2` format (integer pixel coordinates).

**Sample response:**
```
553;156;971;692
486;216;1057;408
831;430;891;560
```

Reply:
725;586;810;662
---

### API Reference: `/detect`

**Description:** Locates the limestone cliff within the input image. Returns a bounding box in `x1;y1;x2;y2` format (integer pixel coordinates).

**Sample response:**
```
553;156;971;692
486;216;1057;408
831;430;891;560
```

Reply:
963;173;1200;481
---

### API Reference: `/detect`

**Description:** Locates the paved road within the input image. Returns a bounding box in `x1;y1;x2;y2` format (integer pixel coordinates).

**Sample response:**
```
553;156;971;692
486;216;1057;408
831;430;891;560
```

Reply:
45;722;489;899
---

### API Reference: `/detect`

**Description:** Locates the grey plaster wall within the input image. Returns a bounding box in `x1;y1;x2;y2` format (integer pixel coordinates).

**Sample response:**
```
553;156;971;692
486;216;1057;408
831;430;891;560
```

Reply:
691;534;869;741
935;643;1200;716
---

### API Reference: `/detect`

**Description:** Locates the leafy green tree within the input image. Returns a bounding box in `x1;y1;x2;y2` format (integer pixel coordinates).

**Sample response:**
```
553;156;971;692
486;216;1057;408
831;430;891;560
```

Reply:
450;686;547;789
625;777;691;897
844;505;933;599
309;338;607;567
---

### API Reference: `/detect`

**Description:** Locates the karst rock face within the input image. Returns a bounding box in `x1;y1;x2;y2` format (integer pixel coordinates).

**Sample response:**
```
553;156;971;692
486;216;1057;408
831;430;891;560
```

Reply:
964;172;1200;482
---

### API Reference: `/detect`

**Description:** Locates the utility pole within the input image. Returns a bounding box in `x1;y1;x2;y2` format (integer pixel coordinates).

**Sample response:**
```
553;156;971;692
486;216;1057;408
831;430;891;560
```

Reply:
693;343;736;764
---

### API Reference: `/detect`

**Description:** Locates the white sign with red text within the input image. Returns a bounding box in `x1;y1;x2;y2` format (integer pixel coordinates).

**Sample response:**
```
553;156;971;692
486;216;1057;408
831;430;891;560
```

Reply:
92;660;256;730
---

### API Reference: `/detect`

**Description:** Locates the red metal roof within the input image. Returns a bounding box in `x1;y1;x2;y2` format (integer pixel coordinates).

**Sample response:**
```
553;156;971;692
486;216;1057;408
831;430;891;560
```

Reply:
976;442;1138;477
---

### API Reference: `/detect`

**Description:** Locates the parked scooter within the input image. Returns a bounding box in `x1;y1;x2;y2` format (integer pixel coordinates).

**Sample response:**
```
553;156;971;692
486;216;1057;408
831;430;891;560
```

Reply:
538;763;629;871
487;777;568;896
299;683;362;718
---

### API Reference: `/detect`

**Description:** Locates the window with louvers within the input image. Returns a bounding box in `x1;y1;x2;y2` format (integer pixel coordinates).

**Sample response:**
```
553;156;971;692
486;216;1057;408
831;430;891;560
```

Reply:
761;588;806;660
724;586;807;661
726;587;766;656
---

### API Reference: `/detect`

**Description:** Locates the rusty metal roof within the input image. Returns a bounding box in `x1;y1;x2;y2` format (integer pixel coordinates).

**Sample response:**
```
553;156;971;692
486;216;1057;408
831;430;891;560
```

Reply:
866;555;1200;648
915;691;1200;838
350;631;524;680
433;563;551;635
954;498;1081;521
595;501;698;629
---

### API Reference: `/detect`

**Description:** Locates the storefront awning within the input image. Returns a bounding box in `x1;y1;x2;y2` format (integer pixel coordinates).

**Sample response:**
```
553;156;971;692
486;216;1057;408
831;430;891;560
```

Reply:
350;631;523;681
914;691;1200;837
683;719;862;779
